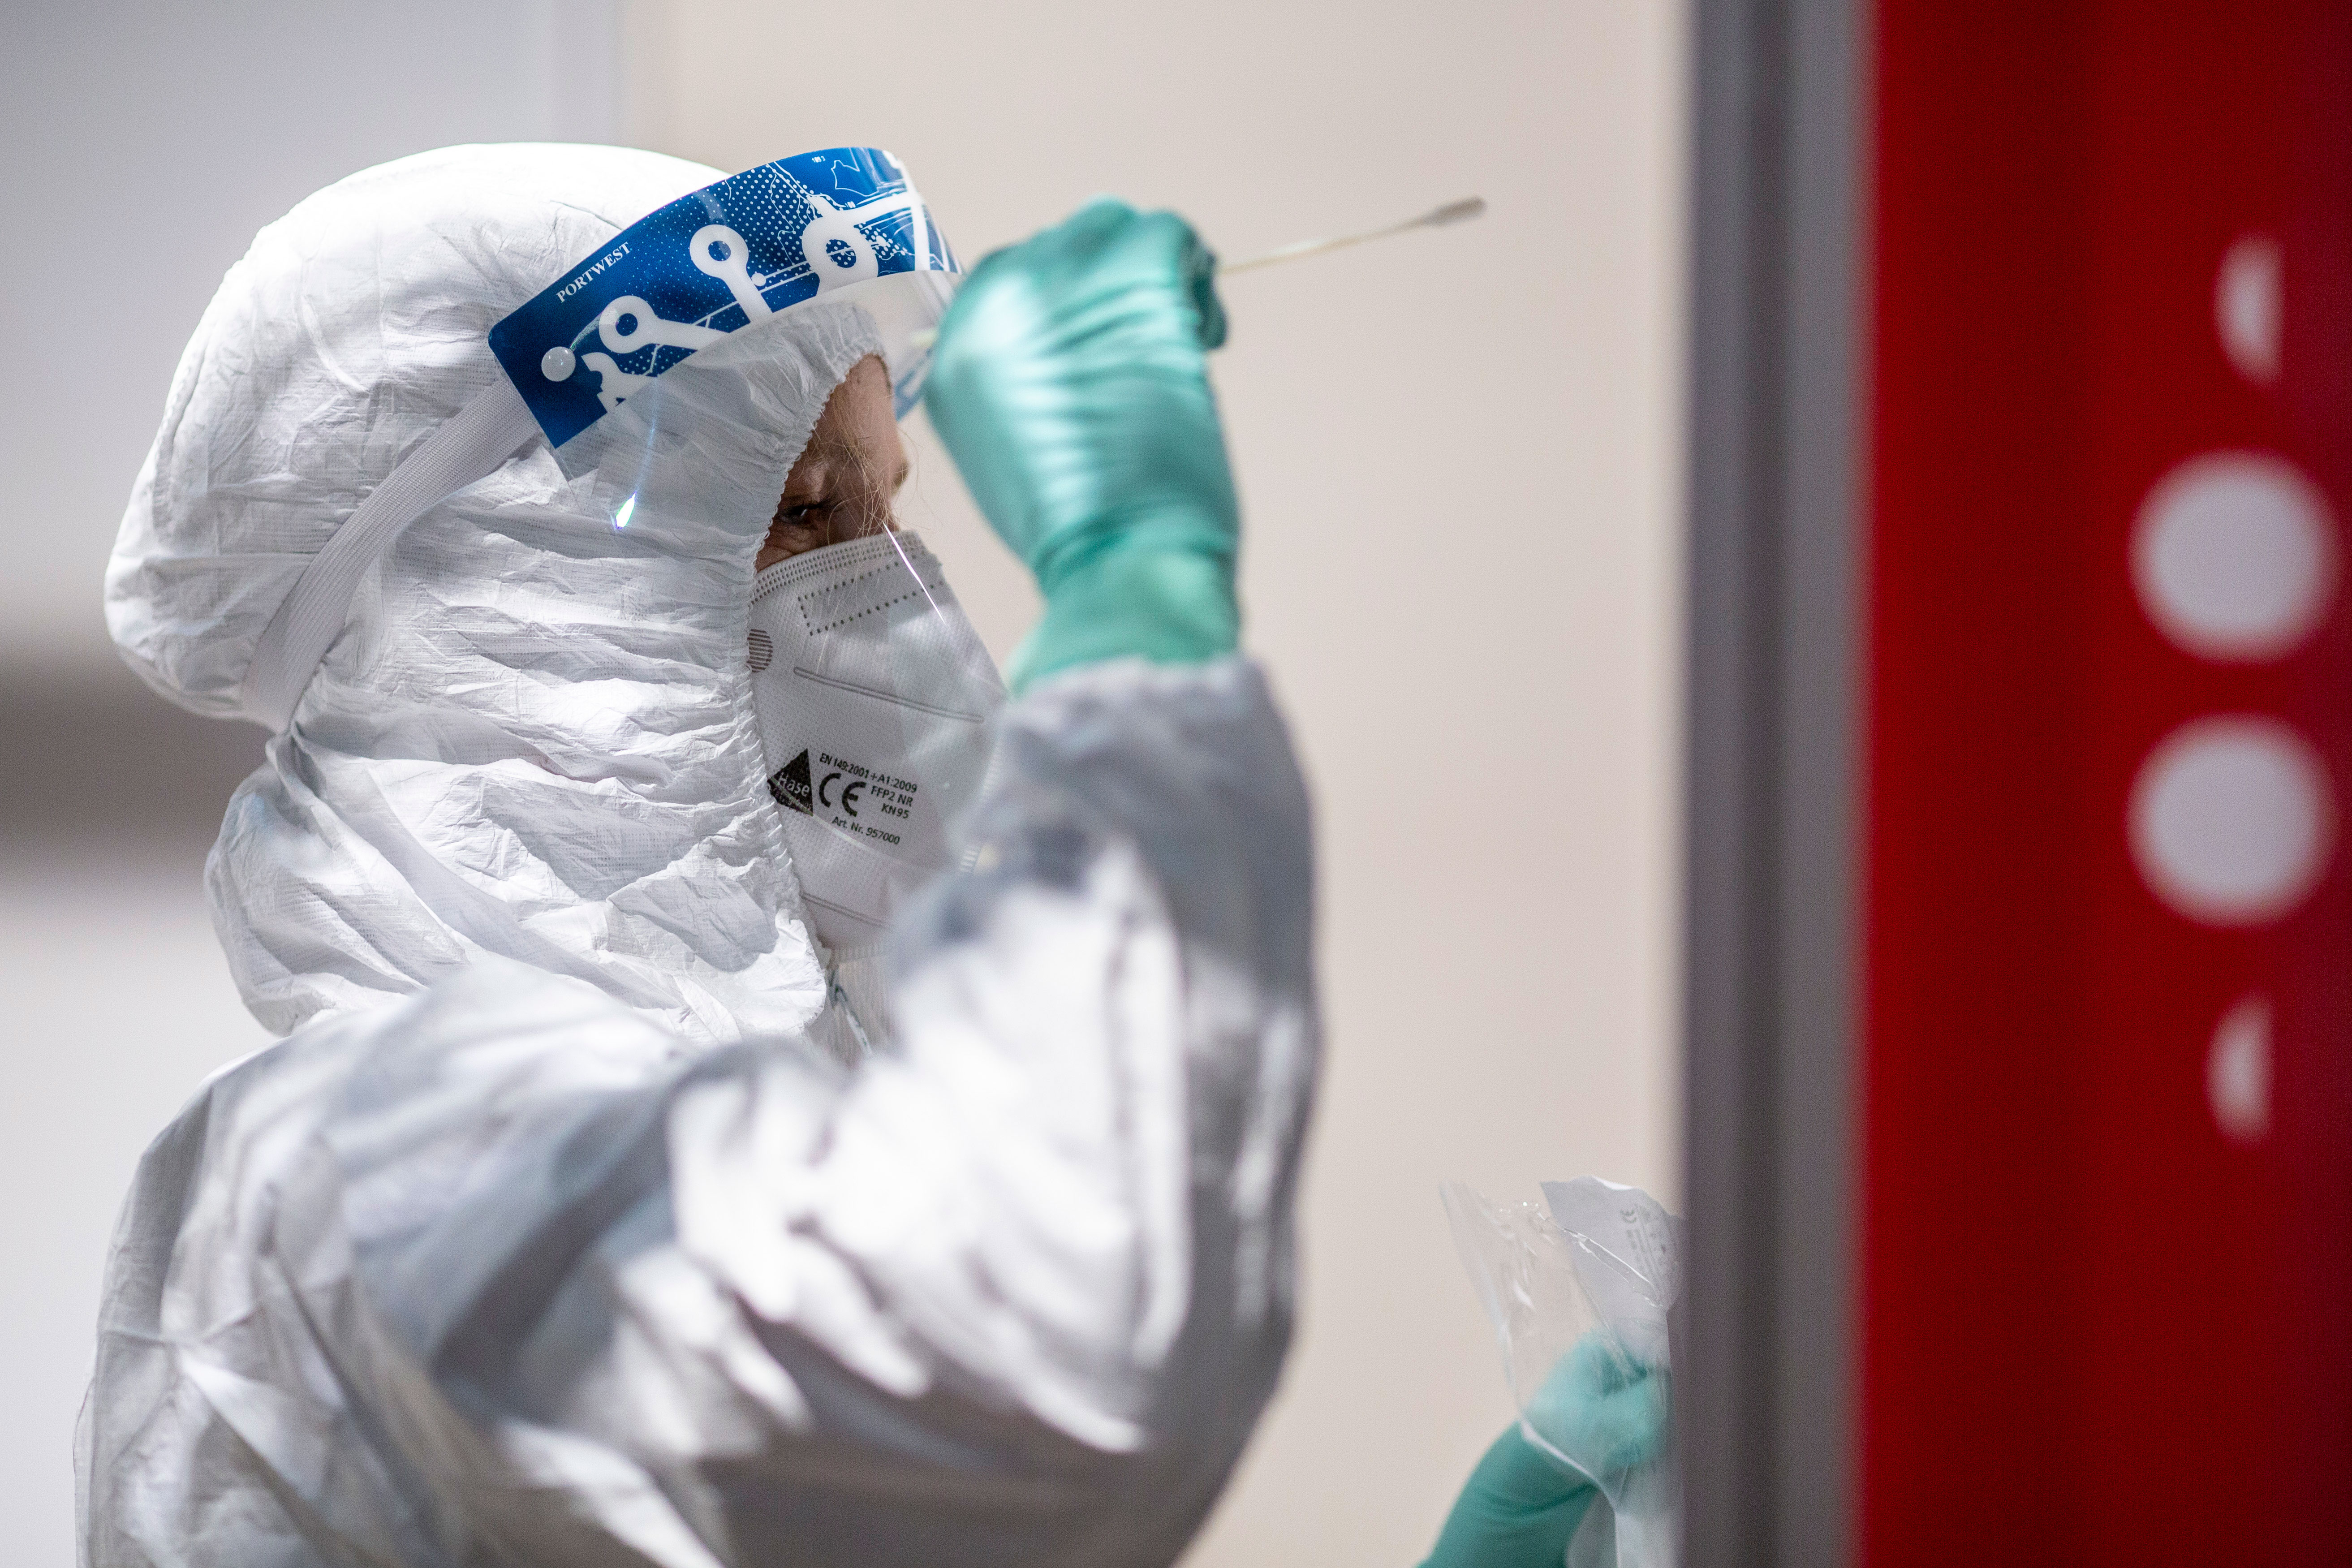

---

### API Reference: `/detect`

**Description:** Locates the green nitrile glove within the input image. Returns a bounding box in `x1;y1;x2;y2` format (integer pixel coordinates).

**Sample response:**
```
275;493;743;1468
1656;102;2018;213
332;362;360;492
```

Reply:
1420;1423;1601;1568
1421;1336;1671;1568
922;198;1239;693
1525;1333;1671;1482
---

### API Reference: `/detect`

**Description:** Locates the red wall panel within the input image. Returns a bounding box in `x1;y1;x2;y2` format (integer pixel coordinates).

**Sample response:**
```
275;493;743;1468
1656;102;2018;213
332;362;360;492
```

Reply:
1863;3;2352;1560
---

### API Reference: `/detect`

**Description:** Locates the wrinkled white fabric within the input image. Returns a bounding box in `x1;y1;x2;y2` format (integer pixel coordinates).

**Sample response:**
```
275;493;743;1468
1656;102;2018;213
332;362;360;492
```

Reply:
108;141;839;1043
84;145;1319;1567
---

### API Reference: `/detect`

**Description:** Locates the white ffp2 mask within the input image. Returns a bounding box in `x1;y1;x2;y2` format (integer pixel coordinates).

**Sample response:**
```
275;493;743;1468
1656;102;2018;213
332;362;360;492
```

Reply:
747;530;1006;956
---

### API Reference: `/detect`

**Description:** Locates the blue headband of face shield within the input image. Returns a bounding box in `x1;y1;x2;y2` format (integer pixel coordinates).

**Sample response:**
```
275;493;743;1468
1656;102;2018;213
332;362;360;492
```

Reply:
491;146;961;443
239;147;962;731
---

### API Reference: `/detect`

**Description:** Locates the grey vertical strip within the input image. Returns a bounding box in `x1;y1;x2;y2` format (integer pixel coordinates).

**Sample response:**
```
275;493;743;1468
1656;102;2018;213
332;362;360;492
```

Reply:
1771;0;1863;1559
1681;0;1861;1563
1681;0;1790;1555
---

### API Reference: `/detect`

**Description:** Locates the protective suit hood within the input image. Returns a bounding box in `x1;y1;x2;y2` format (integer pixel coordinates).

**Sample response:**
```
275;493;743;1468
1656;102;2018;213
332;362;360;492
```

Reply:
107;142;898;1042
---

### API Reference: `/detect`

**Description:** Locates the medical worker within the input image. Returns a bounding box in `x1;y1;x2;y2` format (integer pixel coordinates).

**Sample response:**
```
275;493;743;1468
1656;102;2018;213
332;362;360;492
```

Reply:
81;143;1314;1567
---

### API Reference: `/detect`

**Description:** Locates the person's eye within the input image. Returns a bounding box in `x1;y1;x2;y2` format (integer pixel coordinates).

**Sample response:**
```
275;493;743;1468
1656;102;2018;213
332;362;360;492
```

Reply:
777;500;830;526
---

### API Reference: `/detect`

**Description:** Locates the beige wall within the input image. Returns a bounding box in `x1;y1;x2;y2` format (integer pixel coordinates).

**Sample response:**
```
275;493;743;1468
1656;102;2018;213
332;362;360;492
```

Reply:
627;2;1689;1559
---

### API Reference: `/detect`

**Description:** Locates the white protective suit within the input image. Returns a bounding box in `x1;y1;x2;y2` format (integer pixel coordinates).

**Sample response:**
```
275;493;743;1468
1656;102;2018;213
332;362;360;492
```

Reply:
83;144;1318;1567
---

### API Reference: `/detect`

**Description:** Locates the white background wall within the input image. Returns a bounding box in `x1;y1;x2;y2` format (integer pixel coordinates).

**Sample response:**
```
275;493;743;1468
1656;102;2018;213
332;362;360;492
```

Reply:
0;0;630;672
0;2;1686;1562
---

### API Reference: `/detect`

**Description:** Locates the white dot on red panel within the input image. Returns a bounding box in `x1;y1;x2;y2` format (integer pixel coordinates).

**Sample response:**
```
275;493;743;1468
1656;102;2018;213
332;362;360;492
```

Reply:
2132;452;2335;661
2206;994;2272;1144
2129;716;2333;926
2215;233;2282;385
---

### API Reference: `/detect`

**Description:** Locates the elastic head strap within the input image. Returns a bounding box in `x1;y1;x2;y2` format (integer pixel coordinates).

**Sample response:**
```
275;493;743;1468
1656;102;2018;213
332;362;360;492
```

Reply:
241;377;541;731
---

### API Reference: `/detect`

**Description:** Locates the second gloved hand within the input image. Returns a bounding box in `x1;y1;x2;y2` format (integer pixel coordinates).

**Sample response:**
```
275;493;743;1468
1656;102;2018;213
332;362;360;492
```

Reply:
1525;1333;1671;1482
1421;1335;1672;1568
1421;1422;1602;1568
922;198;1239;692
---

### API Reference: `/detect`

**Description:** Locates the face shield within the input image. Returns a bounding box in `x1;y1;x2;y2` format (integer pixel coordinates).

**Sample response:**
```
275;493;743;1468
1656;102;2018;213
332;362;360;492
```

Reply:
237;146;1001;964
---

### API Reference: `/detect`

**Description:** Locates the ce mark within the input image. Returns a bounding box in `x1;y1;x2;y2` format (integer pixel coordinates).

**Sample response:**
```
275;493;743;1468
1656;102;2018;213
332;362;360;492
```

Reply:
818;772;866;817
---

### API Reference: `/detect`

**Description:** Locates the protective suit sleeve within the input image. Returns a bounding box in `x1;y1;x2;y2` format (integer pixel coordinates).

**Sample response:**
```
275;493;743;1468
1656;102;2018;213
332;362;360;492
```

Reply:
923;199;1240;693
77;656;1316;1568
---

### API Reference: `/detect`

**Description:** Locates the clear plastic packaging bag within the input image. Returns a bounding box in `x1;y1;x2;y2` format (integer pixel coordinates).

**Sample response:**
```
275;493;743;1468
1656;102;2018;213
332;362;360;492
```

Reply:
1442;1176;1684;1568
